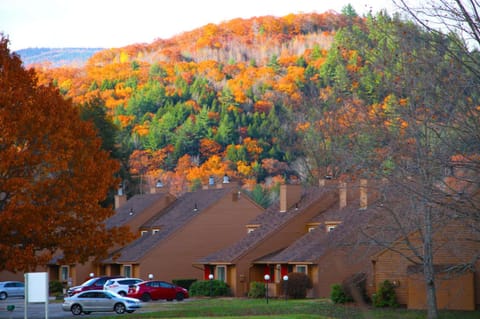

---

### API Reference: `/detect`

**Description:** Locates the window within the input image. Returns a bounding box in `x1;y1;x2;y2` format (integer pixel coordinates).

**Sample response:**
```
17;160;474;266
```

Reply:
123;265;132;277
327;225;337;232
325;222;341;232
307;226;316;232
216;266;226;282
141;230;148;236
246;224;259;234
60;265;69;282
152;228;160;234
296;265;307;274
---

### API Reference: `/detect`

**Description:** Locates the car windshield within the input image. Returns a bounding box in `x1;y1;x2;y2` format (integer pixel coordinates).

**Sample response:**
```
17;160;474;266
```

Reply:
80;278;97;286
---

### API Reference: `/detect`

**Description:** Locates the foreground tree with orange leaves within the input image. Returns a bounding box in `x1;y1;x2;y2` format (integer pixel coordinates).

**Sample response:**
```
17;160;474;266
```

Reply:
0;36;132;272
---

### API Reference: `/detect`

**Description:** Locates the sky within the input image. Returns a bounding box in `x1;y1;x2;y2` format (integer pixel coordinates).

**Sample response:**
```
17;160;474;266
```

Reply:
1;0;399;51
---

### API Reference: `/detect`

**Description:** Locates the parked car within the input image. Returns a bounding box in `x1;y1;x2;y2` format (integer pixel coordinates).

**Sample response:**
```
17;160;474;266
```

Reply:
67;276;123;296
127;280;189;302
62;290;141;315
104;277;143;296
0;281;24;300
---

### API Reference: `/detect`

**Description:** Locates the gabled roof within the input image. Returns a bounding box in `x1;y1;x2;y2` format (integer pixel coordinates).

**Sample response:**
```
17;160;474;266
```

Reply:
104;187;236;263
254;188;414;265
197;187;337;264
254;204;376;264
105;192;169;229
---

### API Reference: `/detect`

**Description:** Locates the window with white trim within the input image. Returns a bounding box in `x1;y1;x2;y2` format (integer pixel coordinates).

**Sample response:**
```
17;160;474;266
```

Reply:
141;230;148;236
123;265;132;277
152;228;160;234
327;225;337;232
296;265;307;274
216;266;226;282
60;265;69;282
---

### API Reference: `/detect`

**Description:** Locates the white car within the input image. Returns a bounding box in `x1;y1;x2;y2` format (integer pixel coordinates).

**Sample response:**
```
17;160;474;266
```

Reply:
62;290;141;315
0;281;24;300
104;278;143;296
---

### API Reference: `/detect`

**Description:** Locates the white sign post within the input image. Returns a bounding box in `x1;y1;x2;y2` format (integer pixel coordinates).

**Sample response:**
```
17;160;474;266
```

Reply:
24;272;49;319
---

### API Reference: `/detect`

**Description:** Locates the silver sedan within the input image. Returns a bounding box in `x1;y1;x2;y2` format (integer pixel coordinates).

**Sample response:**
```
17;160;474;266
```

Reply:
62;290;141;315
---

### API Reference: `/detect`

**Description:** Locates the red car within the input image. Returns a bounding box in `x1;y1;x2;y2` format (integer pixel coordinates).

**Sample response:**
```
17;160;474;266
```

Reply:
127;280;189;302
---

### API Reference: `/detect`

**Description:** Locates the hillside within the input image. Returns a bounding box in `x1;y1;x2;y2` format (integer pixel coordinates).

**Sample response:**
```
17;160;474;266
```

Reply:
31;11;477;199
15;47;103;67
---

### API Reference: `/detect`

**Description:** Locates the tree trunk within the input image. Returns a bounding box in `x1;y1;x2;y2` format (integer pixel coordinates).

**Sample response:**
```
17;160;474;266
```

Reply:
424;206;439;319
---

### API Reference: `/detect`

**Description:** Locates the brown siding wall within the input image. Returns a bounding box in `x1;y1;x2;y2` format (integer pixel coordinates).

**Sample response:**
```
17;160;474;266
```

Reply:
408;272;475;310
139;193;263;282
373;224;480;310
231;192;337;296
316;248;375;299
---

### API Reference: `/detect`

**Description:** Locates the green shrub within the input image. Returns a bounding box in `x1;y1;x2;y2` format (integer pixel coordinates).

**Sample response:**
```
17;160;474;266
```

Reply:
330;283;351;304
49;280;64;295
189;280;231;297
372;280;398;308
286;272;313;299
247;281;266;298
172;278;197;290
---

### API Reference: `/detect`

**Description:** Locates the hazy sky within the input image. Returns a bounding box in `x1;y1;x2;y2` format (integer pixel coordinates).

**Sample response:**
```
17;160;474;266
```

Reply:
1;0;398;51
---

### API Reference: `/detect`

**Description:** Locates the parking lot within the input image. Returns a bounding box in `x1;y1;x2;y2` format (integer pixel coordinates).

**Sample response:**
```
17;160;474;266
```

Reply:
0;298;168;319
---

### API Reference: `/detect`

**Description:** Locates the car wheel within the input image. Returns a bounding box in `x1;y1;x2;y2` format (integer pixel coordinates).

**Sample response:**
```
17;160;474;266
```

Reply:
0;292;7;300
71;304;83;315
176;292;184;301
141;293;151;302
118;291;126;297
114;303;126;314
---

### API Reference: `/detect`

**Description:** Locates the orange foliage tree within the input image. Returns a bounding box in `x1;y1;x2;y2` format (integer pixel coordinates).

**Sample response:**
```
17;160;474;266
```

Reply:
0;37;133;272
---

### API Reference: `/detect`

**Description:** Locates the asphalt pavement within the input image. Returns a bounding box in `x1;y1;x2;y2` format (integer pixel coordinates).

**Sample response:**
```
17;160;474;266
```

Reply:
0;298;163;319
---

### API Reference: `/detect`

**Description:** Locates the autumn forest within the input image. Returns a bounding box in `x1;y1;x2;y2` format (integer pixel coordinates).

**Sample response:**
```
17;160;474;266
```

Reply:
23;8;477;204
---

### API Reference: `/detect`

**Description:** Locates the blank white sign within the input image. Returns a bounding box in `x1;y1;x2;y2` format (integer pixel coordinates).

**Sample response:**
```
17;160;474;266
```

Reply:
25;272;48;303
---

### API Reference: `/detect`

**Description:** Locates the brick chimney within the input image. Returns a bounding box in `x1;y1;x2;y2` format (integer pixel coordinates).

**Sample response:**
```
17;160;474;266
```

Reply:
280;184;302;212
359;179;368;210
339;182;347;209
114;184;127;209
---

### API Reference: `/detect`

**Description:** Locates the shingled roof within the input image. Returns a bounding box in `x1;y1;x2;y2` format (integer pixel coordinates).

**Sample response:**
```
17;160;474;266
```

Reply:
105;192;169;229
253;187;412;265
253;204;376;264
197;186;337;264
104;187;235;263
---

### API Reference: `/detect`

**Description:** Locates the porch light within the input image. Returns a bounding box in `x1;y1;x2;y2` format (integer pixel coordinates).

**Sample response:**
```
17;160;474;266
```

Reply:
283;275;289;301
148;273;154;280
264;274;270;304
89;272;94;278
208;274;214;297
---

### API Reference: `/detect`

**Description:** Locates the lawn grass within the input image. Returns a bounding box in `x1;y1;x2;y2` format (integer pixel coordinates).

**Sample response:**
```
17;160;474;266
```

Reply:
100;298;480;319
